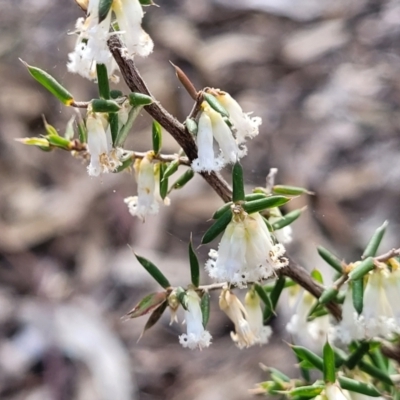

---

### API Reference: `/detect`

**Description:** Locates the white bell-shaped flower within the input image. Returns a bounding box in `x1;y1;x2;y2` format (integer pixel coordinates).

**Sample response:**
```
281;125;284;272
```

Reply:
215;91;262;144
205;210;288;287
179;290;212;350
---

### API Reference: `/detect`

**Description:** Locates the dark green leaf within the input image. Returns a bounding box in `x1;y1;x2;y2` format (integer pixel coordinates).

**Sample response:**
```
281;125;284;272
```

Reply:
203;92;229;117
349;257;375;281
91;99;121;113
162;160;179;182
98;0;112;23
291;345;323;371
359;360;393;386
96;63;110;99
189;239;200;287
110;89;123;99
346;342;370;370
128;92;153;106
338;376;381;397
172;169;195;190
77;117;87;143
318;287;338;305
201;208;232;244
269;368;290;383
243;196;290;214
152;120;162;155
21;60;74;105
272;185;312;196
352;279;364;315
362;221;388;258
201;292;210;328
185;118;198;135
254;284;274;316
126;292;168;318
317;246;343;274
245;193;267;201
159;163;169;200
138;300;168;341
323;341;336;383
134;253;171;289
272;209;302;230
212;202;233;219
109;113;118;145
114;157;133;173
232;162;245;202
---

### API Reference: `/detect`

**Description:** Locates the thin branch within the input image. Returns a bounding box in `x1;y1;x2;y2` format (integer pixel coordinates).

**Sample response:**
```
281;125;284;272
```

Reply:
375;248;400;263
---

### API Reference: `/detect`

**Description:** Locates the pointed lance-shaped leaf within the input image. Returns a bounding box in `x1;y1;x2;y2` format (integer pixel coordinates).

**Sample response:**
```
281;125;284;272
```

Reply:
128;92;153;106
349;257;375;281
338;377;381;397
311;269;324;284
345;341;370;370
126;292;168;319
115;106;142;147
15;137;50;149
352;279;364;315
295;353;311;383
42;116;59;136
159;163;169;200
362;220;388;259
201;292;210;328
201;208;232;244
75;110;87;143
203;92;229;117
245;193;267;201
170;62;197;100
114;157;134;173
188;238;200;287
272;208;303;231
283;385;324;398
263;276;286;323
98;0;112;23
254;284;274;317
96;63;110;99
291;345;324;371
138;300;168;342
91;99;121;113
318;287;339;305
232;162;245;203
212;202;233;219
162;159;180;182
272;185;313;196
109;113;119;145
185;118;198;135
46;134;71;150
171;168;195;190
134;253;171;289
317;246;344;274
323;340;336;383
268;368;291;383
243;196;290;214
359;360;393;386
21;60;74;105
110;89;123;99
152;120;162;155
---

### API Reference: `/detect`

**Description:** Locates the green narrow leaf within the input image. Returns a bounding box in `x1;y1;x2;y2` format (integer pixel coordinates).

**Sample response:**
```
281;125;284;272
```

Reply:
272;209;302;230
126;292;168;318
254;284;274;316
138;300;168;341
201;292;210;328
128;92;153;106
91;99;121;113
245;193;267;201
46;134;71;150
268;368;290;383
188;239;200;287
162;159;180;182
185;118;198;135
345;341;370;370
77;116;87;143
284;385;324;398
21;60;74;105
114;157;134;173
115;106;142;147
134;253;171;289
232;162;245;202
203;92;229;117
109;113;119;145
201;208;232;244
171;169;195;190
317;246;343;274
352;279;364;314
159;163;169;200
212;202;233;219
96;63;110;99
152;121;162;155
98;0;112;23
349;257;375;281
318;287;338;305
359;360;393;386
296;353;311;383
311;269;324;284
270;276;286;308
362;221;388;258
272;185;312;196
243;196;290;214
15;137;50;149
323;341;336;383
338;376;381;397
110;89;123;99
291;345;324;371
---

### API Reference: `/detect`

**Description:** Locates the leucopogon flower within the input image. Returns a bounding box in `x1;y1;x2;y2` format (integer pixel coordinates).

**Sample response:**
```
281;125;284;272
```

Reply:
316;383;351;400
86;112;123;176
286;290;330;350
179;289;212;350
215;91;262;144
124;153;170;221
68;0;153;80
219;289;271;349
332;265;400;344
205;209;288;287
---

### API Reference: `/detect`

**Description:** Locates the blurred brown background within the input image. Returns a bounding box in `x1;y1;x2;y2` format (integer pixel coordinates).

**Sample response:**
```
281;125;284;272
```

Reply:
1;0;400;399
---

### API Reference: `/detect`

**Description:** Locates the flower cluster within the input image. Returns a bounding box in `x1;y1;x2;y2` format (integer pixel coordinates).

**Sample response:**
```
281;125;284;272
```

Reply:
124;152;170;221
191;91;261;173
205;209;288;287
68;0;153;81
333;264;400;344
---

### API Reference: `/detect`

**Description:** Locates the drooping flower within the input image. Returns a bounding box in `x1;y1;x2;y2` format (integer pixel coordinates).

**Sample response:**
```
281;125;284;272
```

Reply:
124;153;170;221
205;209;288;287
219;289;257;349
215;91;262;144
191;102;246;173
244;290;272;346
179;290;212;350
86;112;123;176
112;0;154;59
